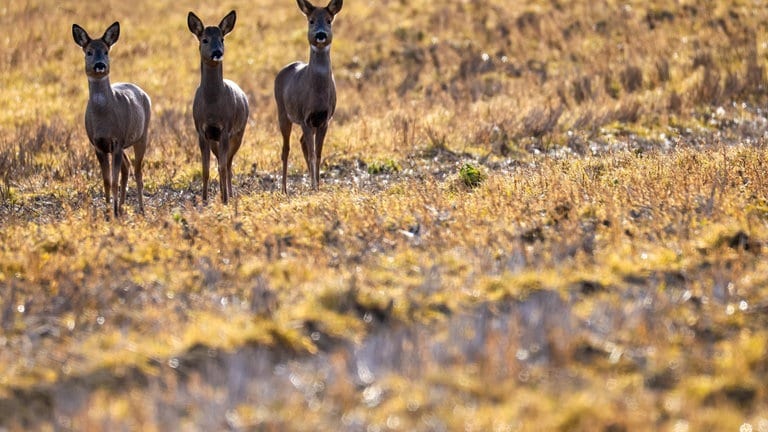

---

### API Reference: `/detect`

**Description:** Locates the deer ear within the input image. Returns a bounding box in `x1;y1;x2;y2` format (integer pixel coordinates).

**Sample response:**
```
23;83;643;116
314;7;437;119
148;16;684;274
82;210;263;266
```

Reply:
102;22;120;47
326;0;343;15
72;24;91;48
219;10;236;36
188;12;204;37
296;0;315;16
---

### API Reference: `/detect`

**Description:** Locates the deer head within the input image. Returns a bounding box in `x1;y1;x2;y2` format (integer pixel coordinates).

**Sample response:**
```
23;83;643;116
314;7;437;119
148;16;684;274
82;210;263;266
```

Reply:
72;22;120;79
296;0;343;51
188;10;236;66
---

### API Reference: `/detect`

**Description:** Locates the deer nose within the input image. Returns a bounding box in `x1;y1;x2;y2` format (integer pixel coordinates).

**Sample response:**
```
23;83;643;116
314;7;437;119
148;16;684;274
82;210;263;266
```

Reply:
211;49;223;61
315;32;328;43
94;62;107;73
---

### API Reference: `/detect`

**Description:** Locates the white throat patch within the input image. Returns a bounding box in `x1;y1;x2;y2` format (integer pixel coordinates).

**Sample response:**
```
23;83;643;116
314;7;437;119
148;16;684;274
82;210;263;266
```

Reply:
87;77;111;107
311;45;331;53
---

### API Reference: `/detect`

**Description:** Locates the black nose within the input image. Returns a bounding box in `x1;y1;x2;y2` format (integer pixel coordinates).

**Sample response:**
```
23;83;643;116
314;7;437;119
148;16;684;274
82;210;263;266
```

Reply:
94;62;107;72
211;49;223;59
315;32;327;42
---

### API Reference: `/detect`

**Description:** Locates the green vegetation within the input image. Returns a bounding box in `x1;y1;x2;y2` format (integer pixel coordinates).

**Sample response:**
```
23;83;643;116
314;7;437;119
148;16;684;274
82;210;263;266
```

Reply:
459;163;484;188
367;159;401;175
2;0;768;430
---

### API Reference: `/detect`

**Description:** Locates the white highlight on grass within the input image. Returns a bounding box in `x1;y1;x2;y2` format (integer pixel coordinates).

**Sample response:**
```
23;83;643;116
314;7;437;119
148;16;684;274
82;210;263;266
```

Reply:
757;418;768;432
515;348;529;361
356;359;375;384
363;385;383;407
673;420;689;432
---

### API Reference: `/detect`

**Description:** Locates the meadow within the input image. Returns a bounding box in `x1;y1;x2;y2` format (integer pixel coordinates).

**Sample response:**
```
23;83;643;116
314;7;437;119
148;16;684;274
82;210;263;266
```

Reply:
2;0;768;430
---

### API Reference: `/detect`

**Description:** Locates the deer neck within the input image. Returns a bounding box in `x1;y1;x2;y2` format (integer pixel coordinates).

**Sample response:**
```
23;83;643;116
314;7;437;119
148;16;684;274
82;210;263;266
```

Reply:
87;76;115;111
308;45;333;81
200;62;225;100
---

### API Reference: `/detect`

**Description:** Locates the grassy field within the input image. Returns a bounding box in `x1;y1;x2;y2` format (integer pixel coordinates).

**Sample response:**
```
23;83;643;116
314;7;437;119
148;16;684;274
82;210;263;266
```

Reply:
2;0;768;430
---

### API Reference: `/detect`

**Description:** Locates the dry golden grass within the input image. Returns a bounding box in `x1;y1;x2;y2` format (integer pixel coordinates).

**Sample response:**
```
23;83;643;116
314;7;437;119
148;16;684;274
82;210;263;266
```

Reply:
2;0;768;430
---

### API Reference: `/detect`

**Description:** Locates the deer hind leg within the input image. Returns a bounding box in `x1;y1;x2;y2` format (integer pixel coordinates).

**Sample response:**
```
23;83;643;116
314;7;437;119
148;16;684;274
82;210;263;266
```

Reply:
96;150;111;210
133;137;147;214
227;130;245;200
278;114;292;194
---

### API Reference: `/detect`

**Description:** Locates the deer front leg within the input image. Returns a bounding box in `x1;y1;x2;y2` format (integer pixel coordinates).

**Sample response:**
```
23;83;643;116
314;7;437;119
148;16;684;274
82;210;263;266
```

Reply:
112;145;124;217
299;133;311;175
119;152;129;207
309;131;319;191
218;133;230;204
300;124;317;190
225;155;234;201
314;124;328;188
278;115;292;195
199;134;211;203
96;150;111;210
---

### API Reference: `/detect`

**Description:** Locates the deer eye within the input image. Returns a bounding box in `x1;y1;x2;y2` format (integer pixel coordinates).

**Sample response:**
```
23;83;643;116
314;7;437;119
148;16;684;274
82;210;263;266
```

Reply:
86;50;93;56
202;38;209;44
309;19;315;25
326;18;331;24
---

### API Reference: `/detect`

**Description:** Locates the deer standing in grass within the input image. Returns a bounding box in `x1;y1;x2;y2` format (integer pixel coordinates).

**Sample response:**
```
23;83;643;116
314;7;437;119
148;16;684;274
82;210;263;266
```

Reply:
275;0;343;194
188;10;249;204
72;22;151;217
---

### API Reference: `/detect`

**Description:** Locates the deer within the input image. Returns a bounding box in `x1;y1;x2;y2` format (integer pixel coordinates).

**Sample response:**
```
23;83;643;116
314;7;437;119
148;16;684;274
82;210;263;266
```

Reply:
274;0;343;194
72;21;151;217
188;10;250;205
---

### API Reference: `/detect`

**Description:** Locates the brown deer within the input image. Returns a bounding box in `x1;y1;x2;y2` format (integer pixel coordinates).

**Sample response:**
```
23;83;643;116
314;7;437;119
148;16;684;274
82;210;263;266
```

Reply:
274;0;343;194
72;21;151;217
188;10;250;204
